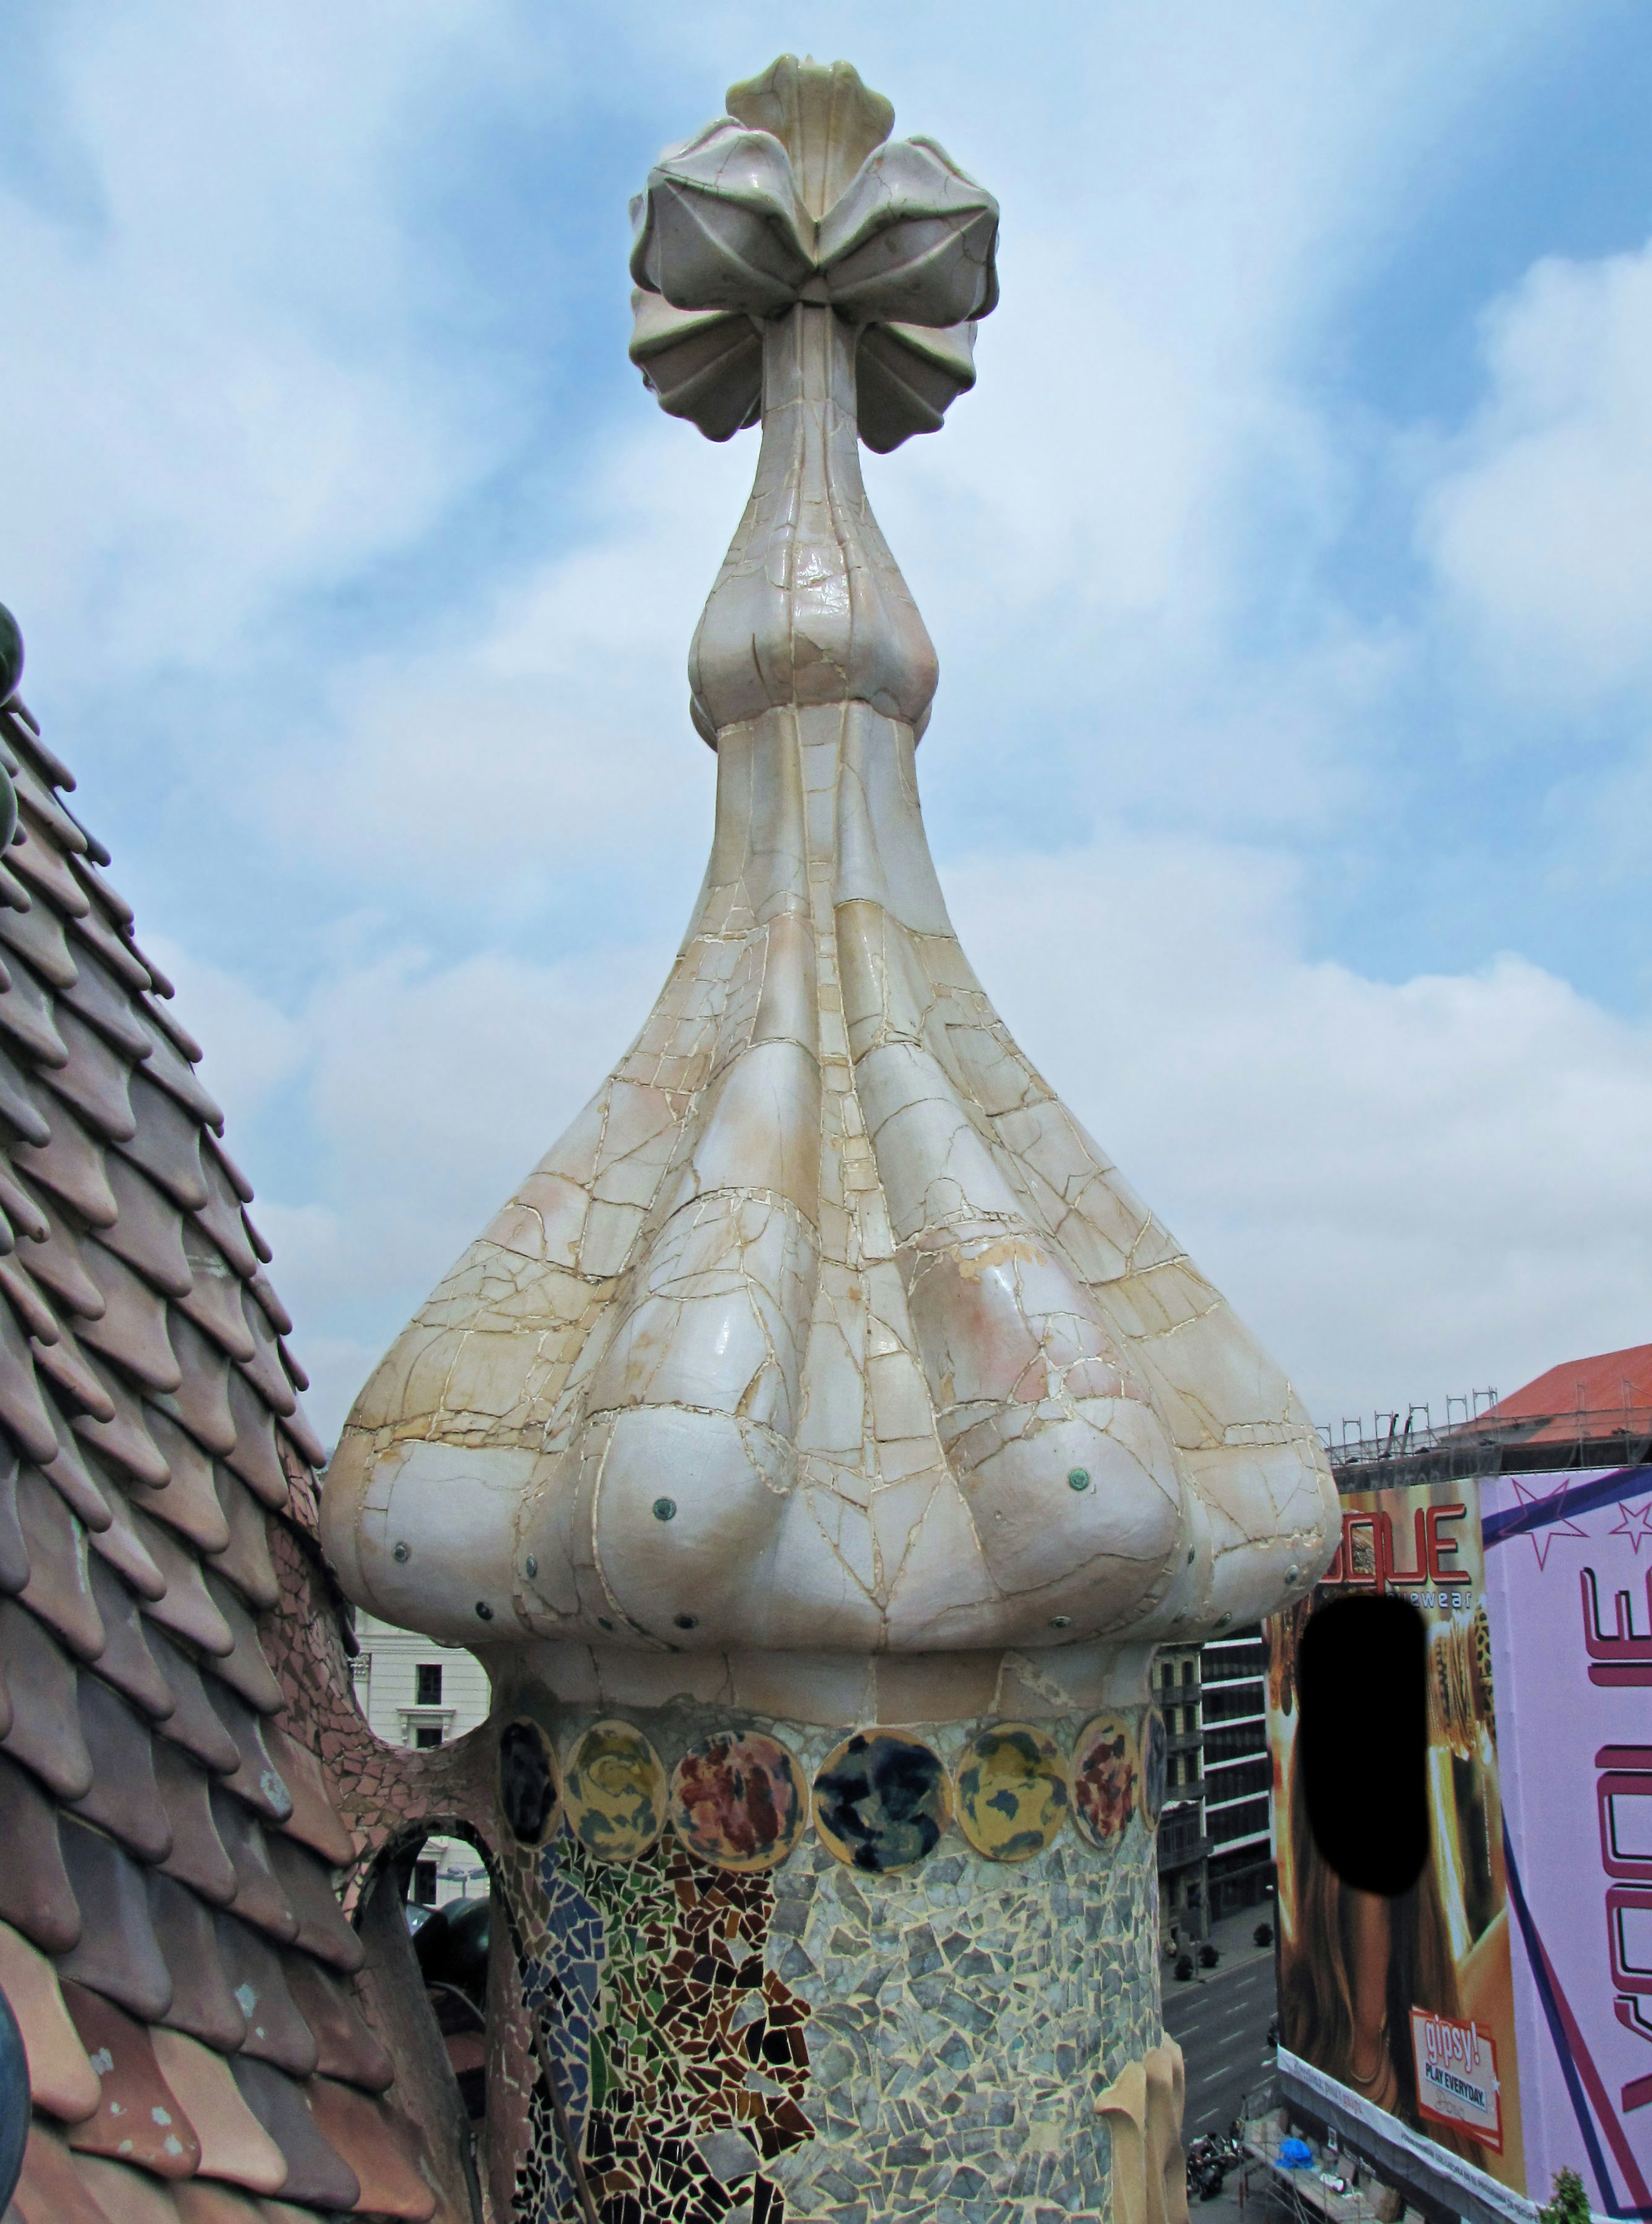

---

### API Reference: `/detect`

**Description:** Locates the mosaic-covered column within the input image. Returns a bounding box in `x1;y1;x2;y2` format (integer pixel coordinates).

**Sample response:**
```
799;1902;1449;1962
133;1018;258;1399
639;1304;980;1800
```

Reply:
321;52;1337;2224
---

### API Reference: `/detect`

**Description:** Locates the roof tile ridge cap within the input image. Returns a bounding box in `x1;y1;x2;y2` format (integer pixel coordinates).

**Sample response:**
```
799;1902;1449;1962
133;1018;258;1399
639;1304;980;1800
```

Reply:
140;993;204;1066
129;1015;223;1132
247;1274;293;1337
64;907;153;992
1;701;74;785
204;1131;256;1204
65;850;134;928
59;853;176;1000
12;767;89;858
276;1403;329;1476
1;712;113;864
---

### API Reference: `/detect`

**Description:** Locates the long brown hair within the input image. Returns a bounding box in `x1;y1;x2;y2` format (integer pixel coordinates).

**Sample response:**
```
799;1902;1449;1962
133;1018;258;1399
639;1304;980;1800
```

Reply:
1279;1731;1472;2148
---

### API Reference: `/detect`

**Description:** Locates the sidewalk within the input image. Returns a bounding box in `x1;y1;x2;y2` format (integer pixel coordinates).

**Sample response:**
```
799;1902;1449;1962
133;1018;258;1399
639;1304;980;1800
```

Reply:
1167;1904;1279;1986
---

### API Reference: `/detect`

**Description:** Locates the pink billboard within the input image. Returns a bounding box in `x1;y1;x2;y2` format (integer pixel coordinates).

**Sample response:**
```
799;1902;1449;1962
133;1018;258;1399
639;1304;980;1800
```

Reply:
1484;1465;1652;2218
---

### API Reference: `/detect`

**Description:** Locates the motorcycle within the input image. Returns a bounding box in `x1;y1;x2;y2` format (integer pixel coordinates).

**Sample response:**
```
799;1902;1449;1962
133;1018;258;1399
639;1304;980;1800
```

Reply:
1187;2132;1245;2202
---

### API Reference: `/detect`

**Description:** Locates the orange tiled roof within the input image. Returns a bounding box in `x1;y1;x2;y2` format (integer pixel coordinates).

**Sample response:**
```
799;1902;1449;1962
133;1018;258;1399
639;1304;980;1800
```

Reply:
1473;1340;1652;1443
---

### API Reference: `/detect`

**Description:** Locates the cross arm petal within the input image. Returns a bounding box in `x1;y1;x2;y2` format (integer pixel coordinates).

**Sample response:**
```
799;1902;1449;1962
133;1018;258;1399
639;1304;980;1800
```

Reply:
815;135;1000;327
856;319;979;453
629;290;763;441
629;118;814;315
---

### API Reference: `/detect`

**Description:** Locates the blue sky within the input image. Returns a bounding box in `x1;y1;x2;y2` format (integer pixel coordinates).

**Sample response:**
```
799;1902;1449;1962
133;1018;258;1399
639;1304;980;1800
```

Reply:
7;1;1652;1442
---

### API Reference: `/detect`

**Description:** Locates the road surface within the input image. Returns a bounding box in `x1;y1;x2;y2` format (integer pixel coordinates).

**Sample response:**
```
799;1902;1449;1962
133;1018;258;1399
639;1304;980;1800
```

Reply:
1162;1950;1279;2141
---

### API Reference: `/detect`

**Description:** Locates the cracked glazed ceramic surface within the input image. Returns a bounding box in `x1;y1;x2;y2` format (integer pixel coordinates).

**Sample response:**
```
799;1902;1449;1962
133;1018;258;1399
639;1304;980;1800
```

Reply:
322;51;1336;1722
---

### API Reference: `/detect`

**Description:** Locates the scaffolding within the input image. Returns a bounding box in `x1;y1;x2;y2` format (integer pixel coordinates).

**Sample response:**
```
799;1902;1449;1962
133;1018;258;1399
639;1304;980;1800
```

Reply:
1235;2085;1393;2224
1316;1386;1652;1490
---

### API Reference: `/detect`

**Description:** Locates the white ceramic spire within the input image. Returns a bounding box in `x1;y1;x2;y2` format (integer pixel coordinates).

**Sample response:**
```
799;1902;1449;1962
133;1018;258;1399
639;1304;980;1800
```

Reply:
321;56;1336;1709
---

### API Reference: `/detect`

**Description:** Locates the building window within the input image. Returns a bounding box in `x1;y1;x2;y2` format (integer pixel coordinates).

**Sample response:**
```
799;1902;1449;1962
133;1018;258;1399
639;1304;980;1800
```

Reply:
1180;1660;1193;1685
416;1663;444;1707
416;1725;444;1750
412;1859;438;1906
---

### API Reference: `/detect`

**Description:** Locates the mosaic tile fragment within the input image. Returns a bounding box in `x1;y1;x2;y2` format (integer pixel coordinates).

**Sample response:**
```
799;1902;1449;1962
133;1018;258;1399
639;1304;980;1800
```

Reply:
497;1715;560;1845
562;1719;668;1863
669;1728;807;1873
1141;1704;1167;1830
952;1720;1069;1861
1071;1710;1141;1846
811;1728;950;1873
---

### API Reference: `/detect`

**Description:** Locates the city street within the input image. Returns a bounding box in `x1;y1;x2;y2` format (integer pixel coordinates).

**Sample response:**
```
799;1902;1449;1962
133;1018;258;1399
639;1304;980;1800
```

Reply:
1163;1947;1279;2140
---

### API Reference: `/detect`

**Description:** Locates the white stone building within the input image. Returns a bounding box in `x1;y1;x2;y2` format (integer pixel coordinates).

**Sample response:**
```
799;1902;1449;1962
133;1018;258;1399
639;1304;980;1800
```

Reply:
349;1611;492;1907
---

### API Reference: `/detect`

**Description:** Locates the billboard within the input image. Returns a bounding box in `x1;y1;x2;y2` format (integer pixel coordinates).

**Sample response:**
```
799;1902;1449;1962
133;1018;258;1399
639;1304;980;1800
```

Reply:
1482;1465;1652;2220
1268;1478;1527;2195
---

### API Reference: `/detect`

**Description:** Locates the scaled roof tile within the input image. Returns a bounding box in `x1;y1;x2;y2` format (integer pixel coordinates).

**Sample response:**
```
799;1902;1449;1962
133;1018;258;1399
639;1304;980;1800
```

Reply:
9;2120;115;2224
0;698;463;2224
227;2059;358;2213
0;1749;81;1954
152;2034;289;2199
0;1916;102;2122
147;1875;247;2055
61;1981;202;2178
56;1822;174;2023
70;2151;186;2224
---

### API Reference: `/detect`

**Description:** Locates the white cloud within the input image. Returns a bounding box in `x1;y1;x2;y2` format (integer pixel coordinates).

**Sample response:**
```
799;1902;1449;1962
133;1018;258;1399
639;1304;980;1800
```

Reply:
248;427;740;910
946;832;1652;1427
0;3;518;684
1421;238;1652;699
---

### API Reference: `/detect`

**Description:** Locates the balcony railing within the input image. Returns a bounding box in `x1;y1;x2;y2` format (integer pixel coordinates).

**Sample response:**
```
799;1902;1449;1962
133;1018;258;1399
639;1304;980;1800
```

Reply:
1158;1814;1210;1868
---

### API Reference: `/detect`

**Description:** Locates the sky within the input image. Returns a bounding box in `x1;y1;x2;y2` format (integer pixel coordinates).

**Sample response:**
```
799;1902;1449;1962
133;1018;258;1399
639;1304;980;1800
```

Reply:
6;0;1652;1449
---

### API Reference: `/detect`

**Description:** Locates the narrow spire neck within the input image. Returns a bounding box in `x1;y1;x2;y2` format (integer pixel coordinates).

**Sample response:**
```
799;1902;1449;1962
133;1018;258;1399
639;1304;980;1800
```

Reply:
687;304;938;742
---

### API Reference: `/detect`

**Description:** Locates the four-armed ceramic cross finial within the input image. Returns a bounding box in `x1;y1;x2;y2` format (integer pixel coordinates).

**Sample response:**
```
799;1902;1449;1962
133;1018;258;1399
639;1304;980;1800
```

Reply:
323;51;1334;1716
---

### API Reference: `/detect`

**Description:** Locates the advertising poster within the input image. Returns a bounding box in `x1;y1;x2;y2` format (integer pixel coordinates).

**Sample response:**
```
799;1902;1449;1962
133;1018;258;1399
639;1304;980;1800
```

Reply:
1482;1466;1652;2220
1268;1479;1526;2194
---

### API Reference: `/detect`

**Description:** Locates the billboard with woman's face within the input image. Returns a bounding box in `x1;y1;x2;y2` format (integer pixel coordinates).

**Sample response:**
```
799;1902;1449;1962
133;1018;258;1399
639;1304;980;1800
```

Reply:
1268;1479;1527;2196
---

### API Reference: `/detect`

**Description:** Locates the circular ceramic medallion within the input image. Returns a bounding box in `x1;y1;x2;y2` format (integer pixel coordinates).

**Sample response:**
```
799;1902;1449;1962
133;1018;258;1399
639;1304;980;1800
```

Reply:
496;1717;560;1846
812;1729;952;1873
1141;1706;1167;1830
562;1720;668;1863
1070;1712;1140;1847
668;1730;808;1873
953;1723;1069;1862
